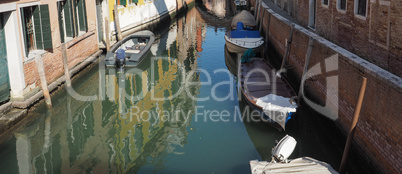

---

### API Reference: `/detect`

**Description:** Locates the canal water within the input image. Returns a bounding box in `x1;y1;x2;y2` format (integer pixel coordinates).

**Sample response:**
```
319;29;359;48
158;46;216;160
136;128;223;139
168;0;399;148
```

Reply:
0;3;375;174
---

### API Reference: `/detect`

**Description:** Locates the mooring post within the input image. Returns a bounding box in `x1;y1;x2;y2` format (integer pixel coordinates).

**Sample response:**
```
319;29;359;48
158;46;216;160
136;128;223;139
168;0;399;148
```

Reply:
35;54;52;107
114;4;122;41
297;37;314;103
237;53;242;100
256;0;262;21
264;13;271;60
61;43;71;87
259;9;265;32
279;24;295;71
339;77;367;174
254;0;259;17
105;17;110;51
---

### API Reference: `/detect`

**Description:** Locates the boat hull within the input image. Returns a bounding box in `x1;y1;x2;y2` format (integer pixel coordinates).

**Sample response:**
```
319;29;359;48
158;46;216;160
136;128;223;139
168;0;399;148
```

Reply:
105;30;155;68
225;34;263;53
240;58;297;131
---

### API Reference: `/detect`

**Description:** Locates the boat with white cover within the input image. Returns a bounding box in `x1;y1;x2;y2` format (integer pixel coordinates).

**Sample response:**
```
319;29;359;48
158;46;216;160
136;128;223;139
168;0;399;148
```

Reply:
225;22;264;53
240;58;297;131
249;135;338;174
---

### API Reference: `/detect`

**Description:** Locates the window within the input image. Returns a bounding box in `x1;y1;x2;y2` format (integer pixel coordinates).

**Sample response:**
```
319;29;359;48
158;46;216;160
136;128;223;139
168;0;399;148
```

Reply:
20;5;53;56
322;0;329;6
355;0;367;16
57;0;87;43
338;0;346;10
116;0;127;6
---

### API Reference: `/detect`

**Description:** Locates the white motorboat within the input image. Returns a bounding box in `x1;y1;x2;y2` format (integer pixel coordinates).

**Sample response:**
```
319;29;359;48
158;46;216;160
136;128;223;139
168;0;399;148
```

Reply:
105;30;155;68
249;135;338;174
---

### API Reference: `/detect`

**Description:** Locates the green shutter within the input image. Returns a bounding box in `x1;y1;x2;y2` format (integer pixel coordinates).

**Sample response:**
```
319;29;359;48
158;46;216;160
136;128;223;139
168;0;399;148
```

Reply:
0;14;11;102
40;5;53;50
64;0;74;37
20;9;29;57
132;0;138;3
78;0;87;32
121;0;127;6
73;0;79;36
33;6;43;50
58;2;65;43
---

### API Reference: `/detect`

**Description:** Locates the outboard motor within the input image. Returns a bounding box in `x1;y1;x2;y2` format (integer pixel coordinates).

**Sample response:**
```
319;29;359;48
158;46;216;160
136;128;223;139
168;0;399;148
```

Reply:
115;49;126;68
236;22;244;31
271;135;297;163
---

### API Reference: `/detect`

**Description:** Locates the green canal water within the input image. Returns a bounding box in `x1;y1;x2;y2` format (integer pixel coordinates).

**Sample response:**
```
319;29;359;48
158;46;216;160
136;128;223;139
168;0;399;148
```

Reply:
0;5;376;174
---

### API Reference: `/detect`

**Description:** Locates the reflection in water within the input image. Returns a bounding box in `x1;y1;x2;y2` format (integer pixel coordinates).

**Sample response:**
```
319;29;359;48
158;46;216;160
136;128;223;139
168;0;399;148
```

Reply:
0;7;205;173
224;44;239;76
0;3;363;173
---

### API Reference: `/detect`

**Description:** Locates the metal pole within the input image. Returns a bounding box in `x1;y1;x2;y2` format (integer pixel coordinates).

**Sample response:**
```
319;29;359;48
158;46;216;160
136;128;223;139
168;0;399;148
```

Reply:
297;37;314;103
61;43;71;87
237;53;242;100
114;4;122;41
105;17;110;51
280;24;295;70
35;54;52;107
339;77;367;174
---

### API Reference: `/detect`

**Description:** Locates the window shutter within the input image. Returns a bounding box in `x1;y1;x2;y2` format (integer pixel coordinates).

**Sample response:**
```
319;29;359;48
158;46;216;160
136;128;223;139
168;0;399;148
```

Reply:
121;0;127;6
78;0;88;32
132;0;138;3
58;2;65;43
40;5;53;50
73;0;79;36
64;0;74;37
33;6;43;50
20;9;29;57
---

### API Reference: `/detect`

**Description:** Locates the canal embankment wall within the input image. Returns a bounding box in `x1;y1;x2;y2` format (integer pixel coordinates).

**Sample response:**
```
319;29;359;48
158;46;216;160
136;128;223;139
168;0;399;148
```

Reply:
0;0;194;135
250;0;401;173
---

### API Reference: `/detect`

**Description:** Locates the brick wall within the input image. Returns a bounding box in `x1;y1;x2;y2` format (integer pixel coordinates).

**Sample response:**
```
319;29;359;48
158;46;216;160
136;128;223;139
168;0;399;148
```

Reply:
272;0;402;77
253;0;401;172
22;0;99;98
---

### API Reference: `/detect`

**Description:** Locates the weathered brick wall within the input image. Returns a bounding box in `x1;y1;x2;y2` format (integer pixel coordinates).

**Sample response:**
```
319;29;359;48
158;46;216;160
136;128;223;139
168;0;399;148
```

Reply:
253;1;401;173
22;0;99;97
274;0;402;77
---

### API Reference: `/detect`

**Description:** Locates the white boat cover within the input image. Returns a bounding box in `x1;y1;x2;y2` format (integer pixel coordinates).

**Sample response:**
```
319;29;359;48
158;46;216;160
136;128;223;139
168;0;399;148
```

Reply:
250;157;339;174
231;10;257;29
255;94;297;130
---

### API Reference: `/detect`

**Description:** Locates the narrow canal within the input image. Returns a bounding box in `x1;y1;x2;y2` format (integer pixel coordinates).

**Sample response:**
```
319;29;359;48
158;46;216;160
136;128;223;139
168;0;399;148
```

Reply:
0;3;374;174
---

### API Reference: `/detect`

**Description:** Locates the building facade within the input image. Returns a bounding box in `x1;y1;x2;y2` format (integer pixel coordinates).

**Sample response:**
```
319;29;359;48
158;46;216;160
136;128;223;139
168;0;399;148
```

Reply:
272;0;401;77
0;0;99;104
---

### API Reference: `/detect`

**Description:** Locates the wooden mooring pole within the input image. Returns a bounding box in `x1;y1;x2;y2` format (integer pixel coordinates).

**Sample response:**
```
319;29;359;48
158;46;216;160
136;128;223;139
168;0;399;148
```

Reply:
279;24;295;71
297;37;314;103
258;9;265;32
105;17;110;51
339;77;367;174
35;54;52;107
237;53;242;100
61;43;71;87
114;4;122;41
256;0;262;23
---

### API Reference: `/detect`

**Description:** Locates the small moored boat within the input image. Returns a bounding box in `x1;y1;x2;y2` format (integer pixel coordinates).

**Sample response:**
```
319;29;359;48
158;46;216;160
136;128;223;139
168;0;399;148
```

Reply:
234;0;247;8
231;10;256;30
240;58;297;130
225;22;264;53
105;30;155;68
249;135;338;174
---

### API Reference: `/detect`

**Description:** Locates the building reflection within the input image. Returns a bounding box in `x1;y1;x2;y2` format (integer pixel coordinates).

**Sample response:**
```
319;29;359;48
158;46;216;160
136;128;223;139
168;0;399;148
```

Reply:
0;7;206;174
